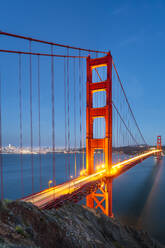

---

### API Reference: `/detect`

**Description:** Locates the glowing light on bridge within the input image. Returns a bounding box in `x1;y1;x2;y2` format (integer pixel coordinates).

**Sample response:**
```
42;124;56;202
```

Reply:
80;169;86;176
110;149;161;176
80;150;162;178
48;180;53;188
22;149;161;209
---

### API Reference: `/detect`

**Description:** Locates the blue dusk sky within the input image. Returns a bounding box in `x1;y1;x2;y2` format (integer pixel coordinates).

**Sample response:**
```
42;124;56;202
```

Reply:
0;0;165;146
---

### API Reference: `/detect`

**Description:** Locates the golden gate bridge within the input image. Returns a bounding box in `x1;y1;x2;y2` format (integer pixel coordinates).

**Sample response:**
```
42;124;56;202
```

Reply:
0;31;162;217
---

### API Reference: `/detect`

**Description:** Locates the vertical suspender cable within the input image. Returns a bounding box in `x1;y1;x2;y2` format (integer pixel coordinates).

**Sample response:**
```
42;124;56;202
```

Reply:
64;57;67;180
118;90;120;160
96;53;99;167
51;45;55;186
37;55;42;190
128;107;130;146
79;49;82;171
29;41;34;194
19;54;23;196
101;62;105;164
126;100;128;147
122;97;124;146
116;73;118;160
81;57;85;170
67;48;70;179
113;84;115;163
0;73;3;200
103;65;105;164
73;58;77;177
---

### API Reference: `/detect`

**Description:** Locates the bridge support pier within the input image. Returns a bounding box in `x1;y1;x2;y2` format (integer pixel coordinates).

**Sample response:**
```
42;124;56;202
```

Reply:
86;52;113;217
105;178;113;217
86;178;113;217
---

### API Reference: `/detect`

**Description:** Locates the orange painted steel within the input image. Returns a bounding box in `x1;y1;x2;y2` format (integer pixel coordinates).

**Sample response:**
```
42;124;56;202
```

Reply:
157;136;162;158
86;52;113;217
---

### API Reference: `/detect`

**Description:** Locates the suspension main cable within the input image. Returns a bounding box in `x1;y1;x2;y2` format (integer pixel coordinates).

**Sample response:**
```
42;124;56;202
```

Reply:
112;102;138;145
0;31;108;54
0;49;87;58
112;60;147;145
96;64;146;146
95;65;139;146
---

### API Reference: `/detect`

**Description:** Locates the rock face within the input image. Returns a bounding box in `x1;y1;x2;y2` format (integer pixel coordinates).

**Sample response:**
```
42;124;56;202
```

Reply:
0;200;164;248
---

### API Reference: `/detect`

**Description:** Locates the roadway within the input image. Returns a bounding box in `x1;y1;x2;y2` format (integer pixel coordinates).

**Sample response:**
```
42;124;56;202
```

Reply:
22;149;161;209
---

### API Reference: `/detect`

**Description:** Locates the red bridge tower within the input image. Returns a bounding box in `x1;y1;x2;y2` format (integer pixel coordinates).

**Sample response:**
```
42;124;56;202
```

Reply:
86;52;113;217
157;135;162;158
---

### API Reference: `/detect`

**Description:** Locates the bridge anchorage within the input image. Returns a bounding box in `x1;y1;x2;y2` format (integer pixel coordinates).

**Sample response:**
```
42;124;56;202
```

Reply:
86;52;113;217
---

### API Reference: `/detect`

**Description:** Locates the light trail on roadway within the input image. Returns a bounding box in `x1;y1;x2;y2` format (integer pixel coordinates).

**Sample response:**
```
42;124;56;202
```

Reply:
23;149;161;208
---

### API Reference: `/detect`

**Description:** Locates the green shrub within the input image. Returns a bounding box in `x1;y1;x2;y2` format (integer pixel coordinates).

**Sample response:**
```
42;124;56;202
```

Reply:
113;241;125;248
15;225;26;237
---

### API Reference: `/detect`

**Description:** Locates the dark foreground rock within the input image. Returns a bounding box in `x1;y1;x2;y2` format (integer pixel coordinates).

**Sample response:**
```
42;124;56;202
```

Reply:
0;200;164;248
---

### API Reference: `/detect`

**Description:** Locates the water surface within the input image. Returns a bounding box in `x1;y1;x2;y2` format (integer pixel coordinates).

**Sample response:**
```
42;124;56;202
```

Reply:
1;153;165;244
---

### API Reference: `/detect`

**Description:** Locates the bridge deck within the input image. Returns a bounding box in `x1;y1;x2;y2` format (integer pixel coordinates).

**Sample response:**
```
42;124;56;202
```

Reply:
22;150;160;209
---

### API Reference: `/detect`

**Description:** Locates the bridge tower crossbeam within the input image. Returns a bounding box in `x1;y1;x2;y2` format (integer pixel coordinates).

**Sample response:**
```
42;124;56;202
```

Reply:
86;52;113;217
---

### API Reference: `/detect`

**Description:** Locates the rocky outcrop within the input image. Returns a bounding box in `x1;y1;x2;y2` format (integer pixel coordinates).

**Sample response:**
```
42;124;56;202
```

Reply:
0;200;164;248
